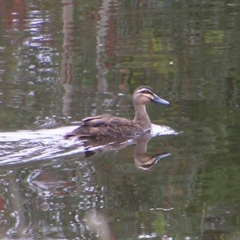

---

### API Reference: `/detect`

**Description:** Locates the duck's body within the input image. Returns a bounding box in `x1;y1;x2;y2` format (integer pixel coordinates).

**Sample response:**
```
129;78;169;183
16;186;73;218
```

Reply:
65;86;169;139
65;115;147;138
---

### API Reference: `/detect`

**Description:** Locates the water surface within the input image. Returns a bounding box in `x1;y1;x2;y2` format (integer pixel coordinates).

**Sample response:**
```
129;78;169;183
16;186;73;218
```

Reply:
0;0;240;239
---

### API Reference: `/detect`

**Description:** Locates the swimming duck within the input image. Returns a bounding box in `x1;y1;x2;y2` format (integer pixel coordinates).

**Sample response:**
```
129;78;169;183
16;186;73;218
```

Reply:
65;86;169;138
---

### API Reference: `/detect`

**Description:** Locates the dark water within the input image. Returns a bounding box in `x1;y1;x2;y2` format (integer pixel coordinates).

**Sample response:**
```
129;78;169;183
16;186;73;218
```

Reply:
1;0;240;239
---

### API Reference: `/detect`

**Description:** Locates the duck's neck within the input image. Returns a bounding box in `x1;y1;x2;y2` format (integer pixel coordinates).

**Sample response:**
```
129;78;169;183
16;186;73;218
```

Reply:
133;104;151;128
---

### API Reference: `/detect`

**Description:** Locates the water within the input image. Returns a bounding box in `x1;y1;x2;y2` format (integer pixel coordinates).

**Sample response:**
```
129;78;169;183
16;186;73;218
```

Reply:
1;0;240;239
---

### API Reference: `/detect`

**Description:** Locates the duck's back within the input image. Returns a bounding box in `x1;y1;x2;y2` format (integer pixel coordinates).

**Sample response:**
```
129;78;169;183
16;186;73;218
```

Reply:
65;115;145;138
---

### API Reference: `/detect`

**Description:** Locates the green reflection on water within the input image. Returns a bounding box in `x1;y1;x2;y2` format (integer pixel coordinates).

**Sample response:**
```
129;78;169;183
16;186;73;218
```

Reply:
0;0;240;239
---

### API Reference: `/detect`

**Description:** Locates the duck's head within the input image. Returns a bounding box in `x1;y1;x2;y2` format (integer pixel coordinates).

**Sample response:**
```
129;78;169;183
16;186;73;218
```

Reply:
133;86;169;106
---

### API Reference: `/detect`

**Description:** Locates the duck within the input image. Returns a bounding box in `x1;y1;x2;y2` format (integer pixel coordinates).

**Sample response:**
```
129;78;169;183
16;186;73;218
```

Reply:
65;86;169;139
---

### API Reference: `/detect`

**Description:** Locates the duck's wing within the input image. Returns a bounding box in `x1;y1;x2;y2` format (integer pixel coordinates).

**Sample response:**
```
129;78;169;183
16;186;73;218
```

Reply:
65;115;139;138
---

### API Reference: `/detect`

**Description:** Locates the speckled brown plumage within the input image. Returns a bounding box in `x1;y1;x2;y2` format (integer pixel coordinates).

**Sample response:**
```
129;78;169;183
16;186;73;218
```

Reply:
65;86;169;138
65;116;146;138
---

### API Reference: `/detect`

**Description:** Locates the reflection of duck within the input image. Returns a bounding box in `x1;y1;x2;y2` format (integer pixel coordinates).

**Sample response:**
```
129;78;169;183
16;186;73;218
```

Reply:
83;133;171;171
134;133;171;171
65;86;169;138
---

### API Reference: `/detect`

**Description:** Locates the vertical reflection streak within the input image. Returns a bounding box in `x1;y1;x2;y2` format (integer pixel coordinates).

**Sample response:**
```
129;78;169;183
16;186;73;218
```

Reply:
61;0;74;117
96;0;112;93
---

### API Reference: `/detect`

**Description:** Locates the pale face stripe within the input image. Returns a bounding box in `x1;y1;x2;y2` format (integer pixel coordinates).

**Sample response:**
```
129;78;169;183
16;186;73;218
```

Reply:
137;88;153;94
137;88;154;100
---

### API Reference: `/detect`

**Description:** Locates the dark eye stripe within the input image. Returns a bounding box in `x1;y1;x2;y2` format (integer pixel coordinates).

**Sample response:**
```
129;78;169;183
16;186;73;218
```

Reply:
137;88;153;94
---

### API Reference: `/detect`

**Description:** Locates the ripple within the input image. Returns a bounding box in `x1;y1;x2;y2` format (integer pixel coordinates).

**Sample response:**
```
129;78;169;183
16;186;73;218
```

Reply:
0;124;178;166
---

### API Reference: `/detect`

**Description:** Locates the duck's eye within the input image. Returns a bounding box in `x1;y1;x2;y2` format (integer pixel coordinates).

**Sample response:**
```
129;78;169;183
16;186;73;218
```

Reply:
141;90;150;94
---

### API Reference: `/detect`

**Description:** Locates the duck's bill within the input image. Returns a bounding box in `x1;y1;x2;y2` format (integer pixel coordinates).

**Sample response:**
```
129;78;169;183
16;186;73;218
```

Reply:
153;94;170;105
